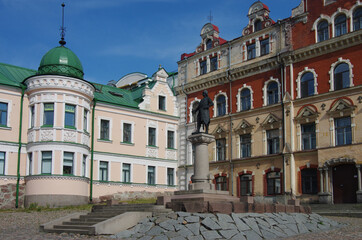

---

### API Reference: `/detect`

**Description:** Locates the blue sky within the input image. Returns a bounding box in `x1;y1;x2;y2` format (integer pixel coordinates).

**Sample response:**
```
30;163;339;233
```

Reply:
0;0;301;85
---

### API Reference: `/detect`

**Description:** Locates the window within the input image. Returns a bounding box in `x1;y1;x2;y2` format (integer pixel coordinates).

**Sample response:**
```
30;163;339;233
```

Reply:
148;127;156;146
41;151;52;174
210;56;218;72
0;102;8;127
148;166;155;185
0;152;5;175
99;161;108;181
334;63;350;90
301;168;318;194
240;89;251;111
335;117;352;146
267;81;279;105
260;38;269;56
159;96;166;111
206;39;213;50
82;155;87;177
123;123;132;143
353;8;362;31
216;95;226;116
192;101;199;123
240;134;251;158
167;168;174;186
100;119;110;140
30;106;35;128
267;171;281;195
28;153;32;175
167;130;175;149
240;174;252;196
301;123;316;150
317;20;329;42
83;109;88;132
216;138;226;161
200;60;207;75
64;104;76;128
335;14;347;37
254;19;262;32
215;176;227;191
63;152;74;175
122;163;131;183
247;43;256;60
267;129;279;154
43;103;54;127
301;72;315;98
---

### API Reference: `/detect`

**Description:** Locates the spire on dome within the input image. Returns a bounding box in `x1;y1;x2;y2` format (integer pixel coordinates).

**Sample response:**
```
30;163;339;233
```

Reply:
59;3;66;46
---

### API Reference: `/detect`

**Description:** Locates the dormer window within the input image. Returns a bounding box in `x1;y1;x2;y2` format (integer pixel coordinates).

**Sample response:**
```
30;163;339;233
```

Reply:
159;95;166;111
206;39;213;50
254;20;262;32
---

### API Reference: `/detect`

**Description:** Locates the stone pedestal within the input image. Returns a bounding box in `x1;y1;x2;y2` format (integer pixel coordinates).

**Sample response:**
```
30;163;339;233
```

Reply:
187;133;215;191
318;192;332;204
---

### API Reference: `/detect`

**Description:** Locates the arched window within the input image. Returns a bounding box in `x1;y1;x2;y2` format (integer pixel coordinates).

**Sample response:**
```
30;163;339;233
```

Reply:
353;8;362;31
206;39;213;50
215;175;228;191
335;14;347;37
266;171;281;195
334;63;350;90
300;72;315;98
267;82;279;105
301;168;318;194
240;89;251;111
317;20;329;42
216;95;226;116
191;101;199;123
240;174;253;196
254;19;262;32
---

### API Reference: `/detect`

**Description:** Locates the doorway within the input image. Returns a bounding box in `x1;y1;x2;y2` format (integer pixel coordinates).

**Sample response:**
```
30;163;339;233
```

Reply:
332;164;358;203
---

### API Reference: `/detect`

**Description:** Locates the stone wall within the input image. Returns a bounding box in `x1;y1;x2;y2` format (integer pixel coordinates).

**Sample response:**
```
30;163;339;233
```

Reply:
97;191;174;203
0;183;25;209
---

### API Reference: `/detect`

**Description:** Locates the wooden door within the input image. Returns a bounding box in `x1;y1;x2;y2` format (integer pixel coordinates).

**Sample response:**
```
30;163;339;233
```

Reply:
332;164;358;203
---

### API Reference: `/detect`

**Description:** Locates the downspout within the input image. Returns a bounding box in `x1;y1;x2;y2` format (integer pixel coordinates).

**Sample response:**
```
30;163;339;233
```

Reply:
15;85;26;208
227;42;234;196
89;99;96;202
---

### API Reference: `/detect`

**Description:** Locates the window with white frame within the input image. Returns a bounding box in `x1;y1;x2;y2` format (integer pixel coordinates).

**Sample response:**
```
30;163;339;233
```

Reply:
334;63;350;90
167;130;175;149
82;155;87;177
240;134;251;158
260;38;269;56
122;163;131;183
0;102;8;127
317;20;329;42
41;151;52;174
122;122;132;143
30;105;35;128
266;129;280;154
300;72;315;98
147;166;155;185
267;81;279;105
334;14;347;37
210;56;218;72
64;104;76;129
240;88;251;111
353;7;362;31
216;95;226;116
335;117;352;146
0;152;5;175
158;95;166;111
83;109;88;132
200;60;207;75
247;43;256;60
240;174;253;196
301;123;316;150
63;152;74;175
216;138;226;161
148;127;156;146
100;119;110;140
43;103;54;127
254;19;262;32
99;161;108;181
167;168;174;186
28;153;32;175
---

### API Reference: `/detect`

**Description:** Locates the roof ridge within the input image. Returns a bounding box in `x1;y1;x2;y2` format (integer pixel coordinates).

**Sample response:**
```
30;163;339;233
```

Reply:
0;62;36;72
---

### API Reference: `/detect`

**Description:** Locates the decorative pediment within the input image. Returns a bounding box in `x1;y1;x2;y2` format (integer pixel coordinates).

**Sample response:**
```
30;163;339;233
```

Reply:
211;124;228;138
261;114;281;129
234;119;254;134
295;105;319;123
327;98;356;117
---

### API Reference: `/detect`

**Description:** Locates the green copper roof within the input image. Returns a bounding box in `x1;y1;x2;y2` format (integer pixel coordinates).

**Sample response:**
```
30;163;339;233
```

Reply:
0;62;36;88
38;46;84;79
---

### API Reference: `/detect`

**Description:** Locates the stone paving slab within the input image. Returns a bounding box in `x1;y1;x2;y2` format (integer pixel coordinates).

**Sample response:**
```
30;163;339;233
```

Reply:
113;211;346;239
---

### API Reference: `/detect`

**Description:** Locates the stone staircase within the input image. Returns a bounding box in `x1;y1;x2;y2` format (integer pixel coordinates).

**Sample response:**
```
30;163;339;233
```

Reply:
40;203;172;235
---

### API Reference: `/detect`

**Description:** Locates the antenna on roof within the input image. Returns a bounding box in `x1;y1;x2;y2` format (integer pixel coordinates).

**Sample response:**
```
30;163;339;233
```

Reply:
207;11;213;23
59;3;66;46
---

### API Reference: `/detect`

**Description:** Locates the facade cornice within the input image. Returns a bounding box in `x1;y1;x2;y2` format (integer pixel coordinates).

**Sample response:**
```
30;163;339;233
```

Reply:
282;30;362;64
25;175;90;183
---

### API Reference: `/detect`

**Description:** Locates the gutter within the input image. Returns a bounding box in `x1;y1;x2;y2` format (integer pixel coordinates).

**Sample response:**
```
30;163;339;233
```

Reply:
89;99;96;202
15;85;26;208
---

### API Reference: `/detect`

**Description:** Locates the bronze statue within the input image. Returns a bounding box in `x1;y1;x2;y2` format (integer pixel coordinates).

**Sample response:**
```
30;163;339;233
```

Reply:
193;90;214;134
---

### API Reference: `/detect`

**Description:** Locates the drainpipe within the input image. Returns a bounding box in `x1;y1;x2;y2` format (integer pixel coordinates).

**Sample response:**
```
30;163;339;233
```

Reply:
89;99;96;202
227;42;234;196
15;85;26;208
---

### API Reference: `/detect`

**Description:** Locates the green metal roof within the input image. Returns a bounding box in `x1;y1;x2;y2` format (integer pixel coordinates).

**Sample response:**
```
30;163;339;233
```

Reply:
38;46;84;79
0;62;36;88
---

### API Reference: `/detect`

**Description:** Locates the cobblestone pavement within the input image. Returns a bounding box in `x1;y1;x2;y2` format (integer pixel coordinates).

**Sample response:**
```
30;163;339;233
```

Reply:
0;210;361;240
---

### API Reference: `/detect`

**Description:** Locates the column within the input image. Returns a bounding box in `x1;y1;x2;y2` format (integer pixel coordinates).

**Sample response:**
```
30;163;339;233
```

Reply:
324;167;329;192
357;165;361;191
319;168;324;193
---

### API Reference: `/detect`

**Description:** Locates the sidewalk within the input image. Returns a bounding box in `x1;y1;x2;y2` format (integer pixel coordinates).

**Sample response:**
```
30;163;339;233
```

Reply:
310;203;362;218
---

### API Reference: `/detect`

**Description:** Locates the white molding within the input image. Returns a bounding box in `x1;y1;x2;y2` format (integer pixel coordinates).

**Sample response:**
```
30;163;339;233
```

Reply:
296;67;318;98
236;84;254;112
262;77;280;106
213;91;228;117
328;57;354;91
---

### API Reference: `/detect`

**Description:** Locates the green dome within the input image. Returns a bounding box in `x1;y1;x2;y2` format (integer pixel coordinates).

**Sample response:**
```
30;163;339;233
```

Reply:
38;46;84;79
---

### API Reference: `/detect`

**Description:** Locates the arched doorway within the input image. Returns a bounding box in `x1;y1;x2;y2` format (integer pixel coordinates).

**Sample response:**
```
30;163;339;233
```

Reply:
332;164;358;203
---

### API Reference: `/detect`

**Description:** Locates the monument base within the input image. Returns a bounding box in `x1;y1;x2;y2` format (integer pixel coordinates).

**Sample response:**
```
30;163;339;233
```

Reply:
188;182;214;191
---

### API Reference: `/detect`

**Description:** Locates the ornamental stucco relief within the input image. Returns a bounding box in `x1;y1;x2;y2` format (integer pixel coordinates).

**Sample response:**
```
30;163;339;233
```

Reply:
40;129;54;141
146;147;158;158
63;130;76;142
166;149;177;160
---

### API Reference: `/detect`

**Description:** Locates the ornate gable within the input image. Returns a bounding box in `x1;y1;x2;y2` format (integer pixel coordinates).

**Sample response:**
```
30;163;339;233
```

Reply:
261;114;281;130
327;97;356;117
243;1;274;36
234;119;254;135
211;124;228;138
295;105;319;124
